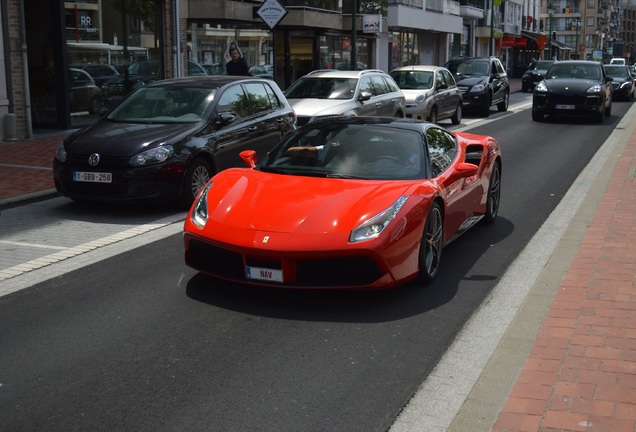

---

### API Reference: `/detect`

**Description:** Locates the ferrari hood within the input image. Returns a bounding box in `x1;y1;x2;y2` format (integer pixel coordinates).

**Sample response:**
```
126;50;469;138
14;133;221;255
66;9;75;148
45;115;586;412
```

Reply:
63;121;197;157
202;169;414;234
287;98;357;117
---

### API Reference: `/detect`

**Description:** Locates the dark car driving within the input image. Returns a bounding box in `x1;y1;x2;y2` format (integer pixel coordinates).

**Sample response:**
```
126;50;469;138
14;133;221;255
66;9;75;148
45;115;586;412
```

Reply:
53;76;296;207
532;60;612;122
447;57;509;117
521;60;555;93
603;64;635;101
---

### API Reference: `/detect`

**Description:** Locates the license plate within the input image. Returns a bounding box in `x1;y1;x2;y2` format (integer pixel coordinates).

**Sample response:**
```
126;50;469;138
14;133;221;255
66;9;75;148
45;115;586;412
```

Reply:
245;266;283;283
73;171;113;183
555;104;575;110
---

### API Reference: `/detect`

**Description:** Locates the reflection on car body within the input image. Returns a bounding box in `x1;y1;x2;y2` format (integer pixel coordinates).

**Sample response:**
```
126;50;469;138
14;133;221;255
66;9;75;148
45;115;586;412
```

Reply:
183;117;502;289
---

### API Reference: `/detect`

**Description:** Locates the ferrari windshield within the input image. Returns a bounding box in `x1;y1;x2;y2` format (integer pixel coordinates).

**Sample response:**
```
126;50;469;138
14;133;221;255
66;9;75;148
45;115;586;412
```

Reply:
389;71;434;90
107;86;216;123
284;78;357;100
259;123;425;180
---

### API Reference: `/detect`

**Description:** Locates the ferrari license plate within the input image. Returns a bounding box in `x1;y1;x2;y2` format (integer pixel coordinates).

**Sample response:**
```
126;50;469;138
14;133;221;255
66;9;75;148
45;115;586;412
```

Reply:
73;171;112;183
245;266;283;282
555;104;575;110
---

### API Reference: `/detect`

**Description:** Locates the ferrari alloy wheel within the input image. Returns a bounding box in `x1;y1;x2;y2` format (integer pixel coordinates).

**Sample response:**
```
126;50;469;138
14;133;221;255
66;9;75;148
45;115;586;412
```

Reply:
484;161;501;224
180;158;212;208
451;104;462;125
418;202;443;283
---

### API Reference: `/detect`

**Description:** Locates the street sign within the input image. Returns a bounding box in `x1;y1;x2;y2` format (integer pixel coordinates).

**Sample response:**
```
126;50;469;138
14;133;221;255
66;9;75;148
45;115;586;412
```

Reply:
256;0;288;30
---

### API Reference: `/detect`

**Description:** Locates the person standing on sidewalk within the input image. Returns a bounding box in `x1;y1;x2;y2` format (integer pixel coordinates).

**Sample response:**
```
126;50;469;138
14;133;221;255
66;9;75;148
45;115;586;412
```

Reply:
226;45;249;76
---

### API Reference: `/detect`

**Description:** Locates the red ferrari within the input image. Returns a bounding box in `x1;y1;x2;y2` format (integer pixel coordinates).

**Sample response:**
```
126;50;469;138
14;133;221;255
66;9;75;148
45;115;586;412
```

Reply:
183;117;502;289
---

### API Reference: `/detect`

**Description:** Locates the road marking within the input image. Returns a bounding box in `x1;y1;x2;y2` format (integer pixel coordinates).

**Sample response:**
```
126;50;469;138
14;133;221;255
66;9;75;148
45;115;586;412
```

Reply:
0;222;171;284
0;240;67;250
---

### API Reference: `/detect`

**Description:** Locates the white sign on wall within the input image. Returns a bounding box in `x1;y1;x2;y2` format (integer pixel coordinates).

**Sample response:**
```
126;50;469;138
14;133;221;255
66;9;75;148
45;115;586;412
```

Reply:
256;0;288;30
363;14;382;33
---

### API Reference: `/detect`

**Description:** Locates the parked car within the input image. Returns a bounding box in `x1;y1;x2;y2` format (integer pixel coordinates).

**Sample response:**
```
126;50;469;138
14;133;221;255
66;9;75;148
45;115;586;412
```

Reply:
183;116;502;289
532;60;612;122
248;65;273;79
101;60;208;106
521;60;555;93
446;57;509;117
610;58;626;65
69;68;103;114
284;69;406;126
390;65;463;124
70;64;120;89
603;64;635;101
53;76;296;207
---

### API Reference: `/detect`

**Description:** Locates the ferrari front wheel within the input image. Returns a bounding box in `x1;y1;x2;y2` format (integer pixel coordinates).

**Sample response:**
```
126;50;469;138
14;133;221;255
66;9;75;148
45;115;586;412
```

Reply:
483;161;501;224
418;202;443;283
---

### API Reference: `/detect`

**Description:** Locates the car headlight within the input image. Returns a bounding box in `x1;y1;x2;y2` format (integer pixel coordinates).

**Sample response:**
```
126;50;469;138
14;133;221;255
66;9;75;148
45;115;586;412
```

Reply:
129;145;174;166
470;84;485;93
415;92;430;104
535;81;548;92
55;142;67;162
620;81;631;89
587;84;603;94
349;196;409;243
190;181;213;229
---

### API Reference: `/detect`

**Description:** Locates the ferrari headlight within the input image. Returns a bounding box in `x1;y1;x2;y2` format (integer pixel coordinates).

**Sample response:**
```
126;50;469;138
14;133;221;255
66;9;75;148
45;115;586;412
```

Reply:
349;196;409;243
587;84;603;94
55;142;67;162
191;181;213;229
535;81;548;92
129;145;174;166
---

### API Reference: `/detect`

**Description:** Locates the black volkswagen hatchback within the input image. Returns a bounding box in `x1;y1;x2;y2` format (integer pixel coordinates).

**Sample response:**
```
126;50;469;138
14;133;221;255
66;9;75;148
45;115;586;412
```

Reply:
53;76;296;207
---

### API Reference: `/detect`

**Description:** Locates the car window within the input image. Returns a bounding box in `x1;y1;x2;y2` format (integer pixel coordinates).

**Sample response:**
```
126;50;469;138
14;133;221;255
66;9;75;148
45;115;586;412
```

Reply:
285;78;356;100
435;71;445;88
71;70;92;86
369;75;388;95
216;84;249;119
383;76;401;93
264;82;283;109
425;127;457;177
359;76;373;95
440;69;456;86
245;83;273;114
390;71;433;90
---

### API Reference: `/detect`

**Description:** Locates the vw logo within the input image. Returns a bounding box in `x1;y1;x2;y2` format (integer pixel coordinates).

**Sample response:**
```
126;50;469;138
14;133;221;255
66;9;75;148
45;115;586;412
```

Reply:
88;153;100;167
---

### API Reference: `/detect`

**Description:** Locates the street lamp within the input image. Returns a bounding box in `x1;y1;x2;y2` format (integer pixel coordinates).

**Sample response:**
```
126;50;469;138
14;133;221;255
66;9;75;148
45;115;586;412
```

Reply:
547;2;555;60
575;19;582;59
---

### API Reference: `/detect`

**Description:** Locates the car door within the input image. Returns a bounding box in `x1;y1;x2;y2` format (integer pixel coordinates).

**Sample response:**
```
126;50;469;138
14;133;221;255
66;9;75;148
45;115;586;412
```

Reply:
434;70;453;118
368;75;394;116
440;69;461;117
490;59;507;105
356;76;380;117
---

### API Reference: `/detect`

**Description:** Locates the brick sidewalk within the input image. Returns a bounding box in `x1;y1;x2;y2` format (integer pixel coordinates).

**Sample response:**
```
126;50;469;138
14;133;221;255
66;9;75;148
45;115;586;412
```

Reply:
0;133;69;202
493;125;636;430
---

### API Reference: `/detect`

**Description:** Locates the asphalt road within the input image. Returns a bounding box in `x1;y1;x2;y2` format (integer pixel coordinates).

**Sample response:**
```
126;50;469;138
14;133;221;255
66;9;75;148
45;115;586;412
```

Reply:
0;95;630;432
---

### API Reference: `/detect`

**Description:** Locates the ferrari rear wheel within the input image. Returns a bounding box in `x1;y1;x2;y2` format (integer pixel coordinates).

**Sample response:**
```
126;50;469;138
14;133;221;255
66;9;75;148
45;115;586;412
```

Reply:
418;202;443;283
484;161;501;224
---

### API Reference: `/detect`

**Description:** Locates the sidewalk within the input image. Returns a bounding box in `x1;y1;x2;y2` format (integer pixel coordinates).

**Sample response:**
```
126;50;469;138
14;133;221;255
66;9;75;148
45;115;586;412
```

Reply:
1;80;634;431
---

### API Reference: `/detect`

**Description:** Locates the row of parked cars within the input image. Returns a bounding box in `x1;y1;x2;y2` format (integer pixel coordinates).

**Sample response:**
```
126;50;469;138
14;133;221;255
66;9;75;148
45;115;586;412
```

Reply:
54;57;508;207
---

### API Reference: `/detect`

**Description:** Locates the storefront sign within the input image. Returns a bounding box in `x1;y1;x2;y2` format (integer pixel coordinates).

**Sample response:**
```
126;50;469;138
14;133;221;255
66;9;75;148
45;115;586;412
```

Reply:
363;15;381;33
256;0;288;30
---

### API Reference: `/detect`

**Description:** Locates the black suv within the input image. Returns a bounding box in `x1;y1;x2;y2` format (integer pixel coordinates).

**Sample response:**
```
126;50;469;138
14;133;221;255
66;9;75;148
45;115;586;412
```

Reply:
446;57;509;117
